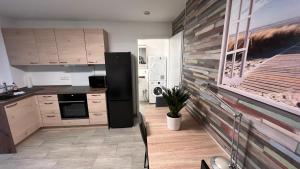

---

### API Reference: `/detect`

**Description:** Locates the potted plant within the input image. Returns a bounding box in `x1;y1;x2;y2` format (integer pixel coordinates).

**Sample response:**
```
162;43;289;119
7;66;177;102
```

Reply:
162;86;190;130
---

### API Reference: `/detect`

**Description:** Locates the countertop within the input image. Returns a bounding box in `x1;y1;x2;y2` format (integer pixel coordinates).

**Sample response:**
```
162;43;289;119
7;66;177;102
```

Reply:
142;104;226;169
0;86;107;106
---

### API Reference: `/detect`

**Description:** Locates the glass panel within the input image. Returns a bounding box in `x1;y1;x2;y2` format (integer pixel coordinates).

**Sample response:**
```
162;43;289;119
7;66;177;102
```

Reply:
233;51;244;79
61;103;88;119
230;0;242;22
138;47;147;65
240;0;251;19
227;23;238;52
224;54;233;79
236;19;248;49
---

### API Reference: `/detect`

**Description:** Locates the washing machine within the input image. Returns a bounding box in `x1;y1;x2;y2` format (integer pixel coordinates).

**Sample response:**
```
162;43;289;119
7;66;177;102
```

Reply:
149;81;166;103
148;56;167;82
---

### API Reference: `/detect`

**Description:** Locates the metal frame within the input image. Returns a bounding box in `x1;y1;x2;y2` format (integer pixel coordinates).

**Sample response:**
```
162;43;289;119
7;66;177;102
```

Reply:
202;85;243;169
218;0;254;84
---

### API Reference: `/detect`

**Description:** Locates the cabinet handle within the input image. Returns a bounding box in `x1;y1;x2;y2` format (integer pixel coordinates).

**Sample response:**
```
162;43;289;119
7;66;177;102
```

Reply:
92;101;101;103
88;61;96;63
48;61;57;64
6;103;18;108
46;115;56;118
91;94;101;96
43;96;52;98
44;102;53;105
60;61;68;64
30;62;38;64
93;113;102;116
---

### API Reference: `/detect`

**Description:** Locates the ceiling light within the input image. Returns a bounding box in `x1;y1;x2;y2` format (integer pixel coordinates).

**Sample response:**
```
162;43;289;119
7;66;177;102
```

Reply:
144;11;151;15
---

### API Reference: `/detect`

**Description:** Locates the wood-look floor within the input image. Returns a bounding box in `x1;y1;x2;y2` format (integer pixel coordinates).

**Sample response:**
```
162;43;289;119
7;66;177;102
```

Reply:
141;104;226;169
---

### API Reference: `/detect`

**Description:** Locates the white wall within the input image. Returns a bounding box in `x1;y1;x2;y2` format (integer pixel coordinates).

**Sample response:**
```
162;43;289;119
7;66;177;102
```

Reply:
1;19;172;86
0;17;13;86
138;39;170;58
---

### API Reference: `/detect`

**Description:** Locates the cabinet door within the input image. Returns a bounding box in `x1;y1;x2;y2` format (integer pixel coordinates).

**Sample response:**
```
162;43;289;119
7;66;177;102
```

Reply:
38;97;61;126
2;28;39;65
87;93;106;100
55;29;87;64
34;29;59;65
84;29;106;64
5;96;41;144
87;99;107;125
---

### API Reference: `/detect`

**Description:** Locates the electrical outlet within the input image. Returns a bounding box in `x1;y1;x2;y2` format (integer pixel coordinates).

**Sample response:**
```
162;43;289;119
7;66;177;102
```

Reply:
60;76;70;81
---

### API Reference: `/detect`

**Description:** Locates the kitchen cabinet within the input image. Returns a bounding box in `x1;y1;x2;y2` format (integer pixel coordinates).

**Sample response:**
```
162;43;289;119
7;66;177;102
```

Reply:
84;29;108;64
87;93;106;100
2;28;108;66
4;96;41;145
37;95;62;126
55;28;87;64
34;29;59;65
2;28;39;65
87;93;107;125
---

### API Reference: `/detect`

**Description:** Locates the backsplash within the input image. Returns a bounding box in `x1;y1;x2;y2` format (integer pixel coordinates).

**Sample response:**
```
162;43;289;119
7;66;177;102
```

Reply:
12;65;106;87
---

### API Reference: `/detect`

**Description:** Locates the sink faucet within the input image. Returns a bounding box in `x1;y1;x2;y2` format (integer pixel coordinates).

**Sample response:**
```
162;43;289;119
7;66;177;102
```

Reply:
1;82;9;94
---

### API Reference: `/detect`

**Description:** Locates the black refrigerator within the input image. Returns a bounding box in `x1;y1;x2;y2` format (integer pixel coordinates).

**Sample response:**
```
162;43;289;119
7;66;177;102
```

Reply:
105;52;134;128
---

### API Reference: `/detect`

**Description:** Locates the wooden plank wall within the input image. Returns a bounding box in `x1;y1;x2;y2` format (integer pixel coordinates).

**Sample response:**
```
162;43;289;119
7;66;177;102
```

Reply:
173;0;300;168
172;9;185;36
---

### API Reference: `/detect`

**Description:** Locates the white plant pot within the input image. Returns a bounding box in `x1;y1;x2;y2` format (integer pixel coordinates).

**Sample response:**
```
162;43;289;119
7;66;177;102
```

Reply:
167;114;182;131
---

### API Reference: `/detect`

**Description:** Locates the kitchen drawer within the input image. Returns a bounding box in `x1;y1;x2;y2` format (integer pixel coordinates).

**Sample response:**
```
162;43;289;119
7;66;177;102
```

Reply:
87;99;106;113
87;93;105;100
38;95;58;101
89;112;107;125
62;119;90;126
42;113;62;126
39;101;60;114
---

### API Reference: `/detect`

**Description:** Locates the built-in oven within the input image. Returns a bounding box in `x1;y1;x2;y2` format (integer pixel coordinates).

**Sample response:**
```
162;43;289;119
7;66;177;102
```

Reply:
58;94;89;119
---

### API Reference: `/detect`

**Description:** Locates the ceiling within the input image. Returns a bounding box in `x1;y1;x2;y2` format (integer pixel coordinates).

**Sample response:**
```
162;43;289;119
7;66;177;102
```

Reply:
0;0;186;22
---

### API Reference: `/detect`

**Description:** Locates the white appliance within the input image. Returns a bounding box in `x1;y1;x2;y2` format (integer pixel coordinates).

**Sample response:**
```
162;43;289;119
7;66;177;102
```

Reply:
148;56;167;103
148;56;167;82
149;81;166;103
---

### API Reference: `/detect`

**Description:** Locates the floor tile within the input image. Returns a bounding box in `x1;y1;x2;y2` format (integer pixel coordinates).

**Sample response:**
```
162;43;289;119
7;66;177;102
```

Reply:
0;126;145;169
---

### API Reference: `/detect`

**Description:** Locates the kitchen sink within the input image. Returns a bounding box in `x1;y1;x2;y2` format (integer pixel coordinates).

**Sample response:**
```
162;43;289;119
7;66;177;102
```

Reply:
0;92;26;101
0;94;16;101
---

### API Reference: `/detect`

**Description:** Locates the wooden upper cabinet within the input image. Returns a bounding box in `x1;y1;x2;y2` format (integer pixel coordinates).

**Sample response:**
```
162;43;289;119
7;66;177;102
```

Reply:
2;28;39;65
2;28;108;66
55;28;87;64
84;29;107;64
34;29;59;65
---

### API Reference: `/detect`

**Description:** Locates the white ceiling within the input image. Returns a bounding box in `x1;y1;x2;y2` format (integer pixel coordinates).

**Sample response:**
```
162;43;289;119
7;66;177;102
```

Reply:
0;0;186;22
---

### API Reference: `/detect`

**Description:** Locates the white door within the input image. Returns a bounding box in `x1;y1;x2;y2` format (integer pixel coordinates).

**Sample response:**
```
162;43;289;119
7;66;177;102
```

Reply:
167;31;183;88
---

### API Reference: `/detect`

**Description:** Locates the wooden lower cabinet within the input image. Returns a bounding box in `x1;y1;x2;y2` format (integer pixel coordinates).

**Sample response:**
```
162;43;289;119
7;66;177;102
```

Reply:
4;96;41;145
87;94;107;125
89;112;107;125
37;95;62;127
62;119;90;126
42;113;62;126
4;93;107;145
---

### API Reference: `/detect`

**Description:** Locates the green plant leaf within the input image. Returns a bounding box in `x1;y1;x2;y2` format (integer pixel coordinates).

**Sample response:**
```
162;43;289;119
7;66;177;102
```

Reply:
162;86;190;118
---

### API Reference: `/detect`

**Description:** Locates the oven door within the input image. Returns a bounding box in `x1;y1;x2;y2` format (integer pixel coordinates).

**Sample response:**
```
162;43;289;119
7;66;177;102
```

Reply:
59;101;89;119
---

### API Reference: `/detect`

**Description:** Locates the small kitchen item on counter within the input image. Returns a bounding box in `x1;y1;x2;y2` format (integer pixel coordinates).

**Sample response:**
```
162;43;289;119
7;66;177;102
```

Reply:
12;82;18;91
13;91;25;96
25;75;33;88
89;76;106;88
